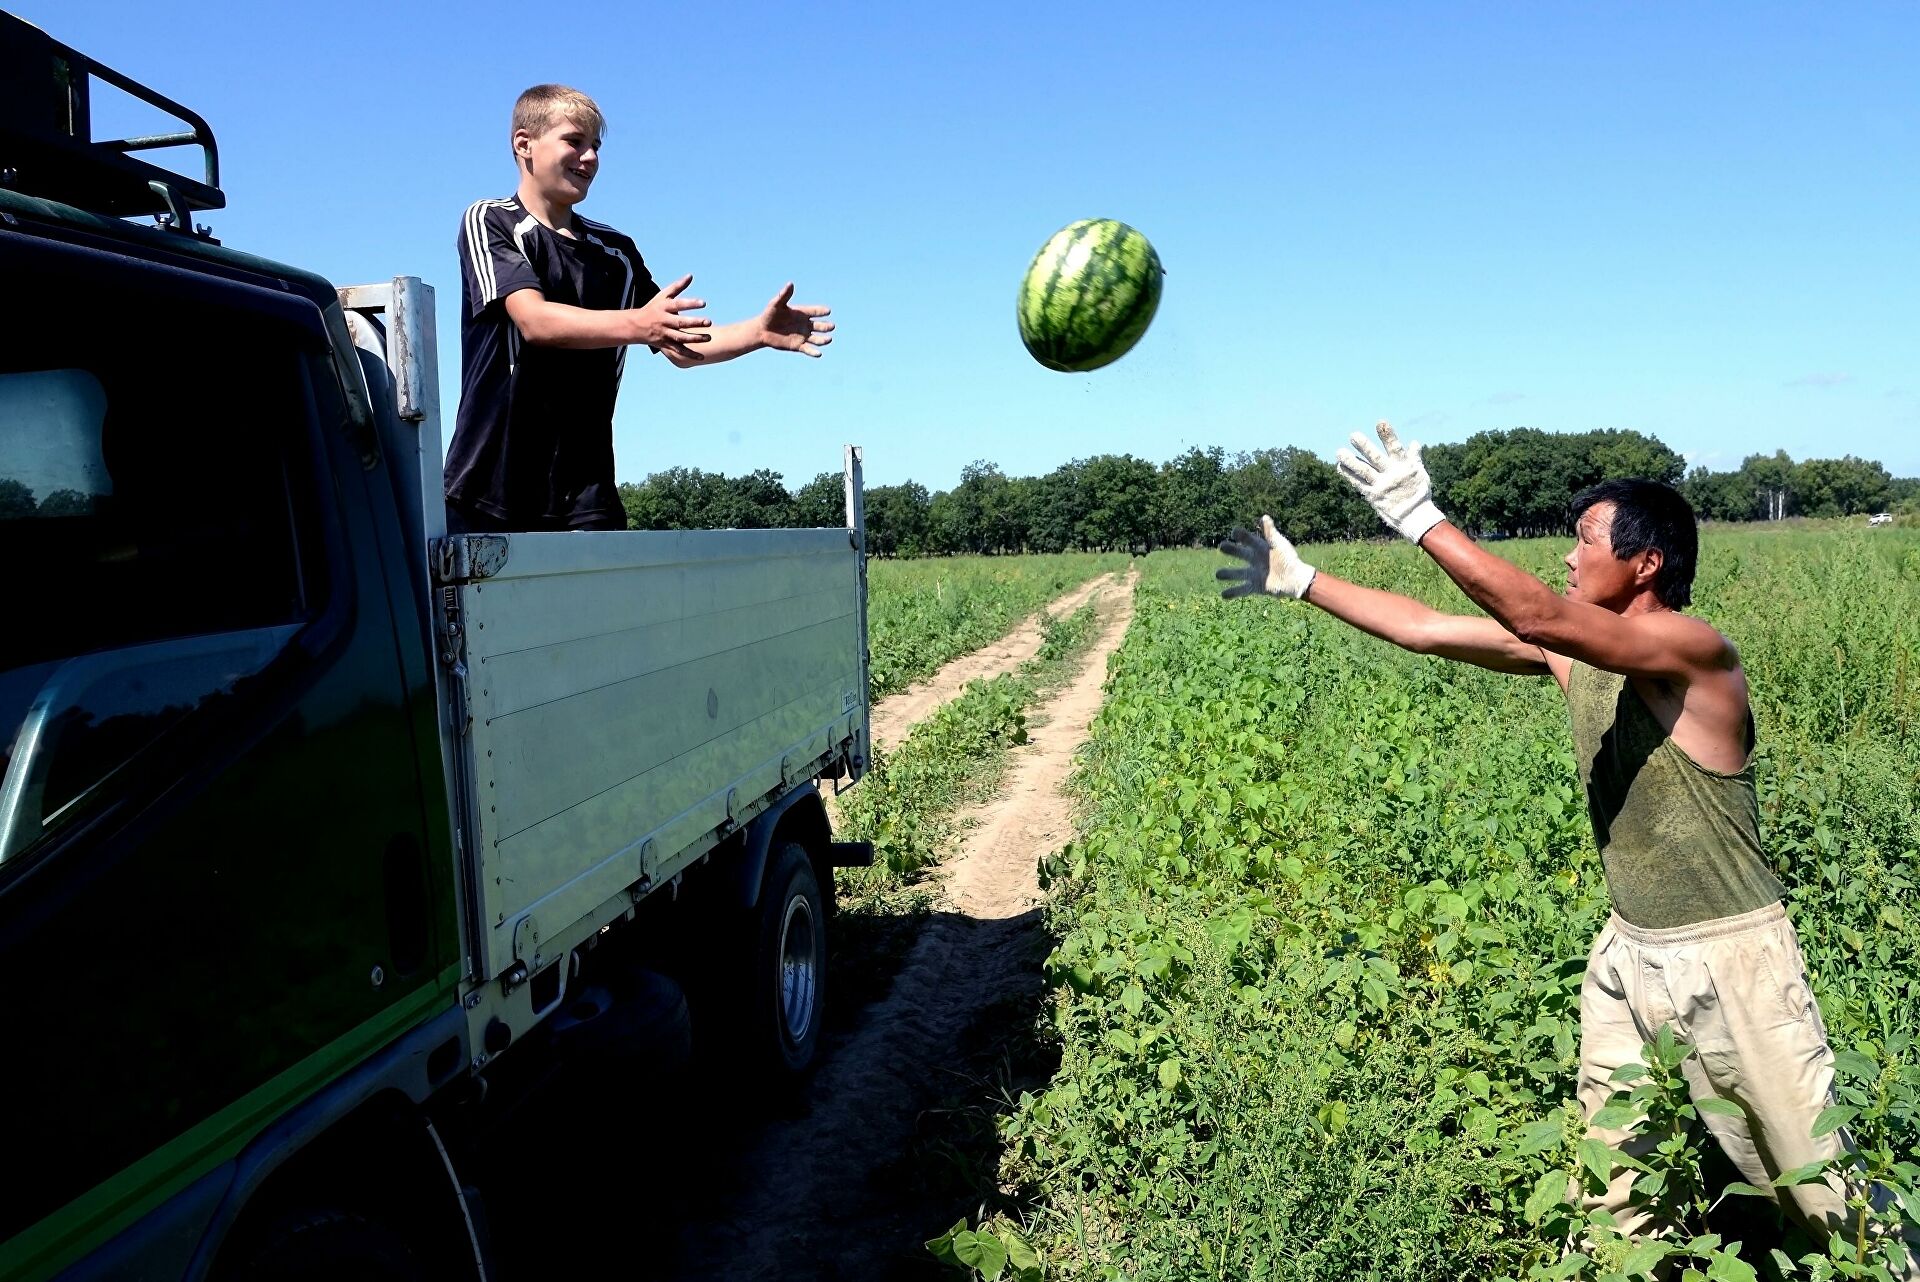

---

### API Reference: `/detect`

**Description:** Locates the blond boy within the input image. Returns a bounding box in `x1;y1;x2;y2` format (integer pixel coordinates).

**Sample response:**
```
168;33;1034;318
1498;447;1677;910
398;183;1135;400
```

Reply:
445;84;832;532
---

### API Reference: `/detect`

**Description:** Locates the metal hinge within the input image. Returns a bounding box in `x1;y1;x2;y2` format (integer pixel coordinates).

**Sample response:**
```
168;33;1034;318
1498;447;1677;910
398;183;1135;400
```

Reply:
432;535;510;585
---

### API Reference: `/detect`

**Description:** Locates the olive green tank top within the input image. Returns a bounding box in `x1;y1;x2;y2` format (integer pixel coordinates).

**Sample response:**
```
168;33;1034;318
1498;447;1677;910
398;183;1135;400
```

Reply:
1565;660;1783;928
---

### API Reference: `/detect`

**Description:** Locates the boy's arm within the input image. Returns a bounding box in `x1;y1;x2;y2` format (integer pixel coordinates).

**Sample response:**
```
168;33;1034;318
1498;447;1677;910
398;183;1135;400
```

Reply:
1219;518;1550;676
658;283;833;369
503;274;710;357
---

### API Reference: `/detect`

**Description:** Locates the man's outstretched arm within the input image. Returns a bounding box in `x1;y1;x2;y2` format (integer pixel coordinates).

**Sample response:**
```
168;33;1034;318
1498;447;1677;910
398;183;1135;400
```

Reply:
1335;423;1730;682
1418;522;1727;680
1219;518;1550;676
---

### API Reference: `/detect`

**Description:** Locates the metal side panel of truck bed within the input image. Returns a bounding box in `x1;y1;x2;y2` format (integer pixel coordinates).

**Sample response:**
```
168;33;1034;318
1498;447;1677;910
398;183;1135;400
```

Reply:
442;526;869;980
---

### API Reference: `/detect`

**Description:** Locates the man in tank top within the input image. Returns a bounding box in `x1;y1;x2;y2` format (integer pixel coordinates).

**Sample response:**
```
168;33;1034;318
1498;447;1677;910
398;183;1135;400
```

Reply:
1217;422;1910;1272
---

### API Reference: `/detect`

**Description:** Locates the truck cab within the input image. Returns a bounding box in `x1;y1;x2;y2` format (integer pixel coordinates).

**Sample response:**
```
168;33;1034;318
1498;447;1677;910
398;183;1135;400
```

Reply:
0;14;870;1280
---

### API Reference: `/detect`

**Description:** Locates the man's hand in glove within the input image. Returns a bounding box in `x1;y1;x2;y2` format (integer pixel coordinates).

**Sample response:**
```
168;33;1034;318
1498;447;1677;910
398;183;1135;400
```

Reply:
1217;515;1317;600
1335;420;1447;544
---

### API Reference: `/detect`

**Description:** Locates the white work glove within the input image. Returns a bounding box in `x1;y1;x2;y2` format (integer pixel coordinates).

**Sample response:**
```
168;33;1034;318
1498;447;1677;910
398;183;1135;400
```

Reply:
1335;420;1447;544
1217;515;1317;600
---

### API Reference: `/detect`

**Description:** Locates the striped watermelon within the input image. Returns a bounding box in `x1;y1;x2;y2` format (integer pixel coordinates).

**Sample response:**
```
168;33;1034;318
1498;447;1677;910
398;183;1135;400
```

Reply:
1017;218;1164;372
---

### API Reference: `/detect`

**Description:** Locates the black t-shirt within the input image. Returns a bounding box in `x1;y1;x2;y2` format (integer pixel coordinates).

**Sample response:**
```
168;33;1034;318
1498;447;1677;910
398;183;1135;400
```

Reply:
444;197;660;528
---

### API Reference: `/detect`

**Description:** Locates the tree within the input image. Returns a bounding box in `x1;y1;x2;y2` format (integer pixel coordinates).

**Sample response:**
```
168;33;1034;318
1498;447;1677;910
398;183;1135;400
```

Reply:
1684;465;1756;522
619;466;735;529
789;471;845;529
1740;451;1795;522
866;481;931;556
34;488;96;518
717;468;794;529
1077;454;1160;552
0;478;36;520
924;488;967;556
1228;447;1373;543
1793;455;1891;518
1153;446;1236;548
948;461;1026;554
1026;462;1088;554
1441;427;1684;537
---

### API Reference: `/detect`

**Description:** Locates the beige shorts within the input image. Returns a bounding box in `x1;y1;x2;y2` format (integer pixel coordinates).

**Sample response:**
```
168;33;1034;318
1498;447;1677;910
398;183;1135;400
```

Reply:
1576;901;1911;1273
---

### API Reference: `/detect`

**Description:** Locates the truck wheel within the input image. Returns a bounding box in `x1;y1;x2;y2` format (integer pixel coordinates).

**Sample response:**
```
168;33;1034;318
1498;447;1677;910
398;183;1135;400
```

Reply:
227;1209;425;1281
749;840;826;1078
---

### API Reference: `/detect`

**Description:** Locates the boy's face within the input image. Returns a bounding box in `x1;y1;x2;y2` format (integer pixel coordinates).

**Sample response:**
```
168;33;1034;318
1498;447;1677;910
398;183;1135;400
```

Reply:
515;117;600;208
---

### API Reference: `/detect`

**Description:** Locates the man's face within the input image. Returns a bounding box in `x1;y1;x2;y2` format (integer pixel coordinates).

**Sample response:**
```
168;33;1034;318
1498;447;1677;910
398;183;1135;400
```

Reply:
1563;502;1651;607
516;117;600;208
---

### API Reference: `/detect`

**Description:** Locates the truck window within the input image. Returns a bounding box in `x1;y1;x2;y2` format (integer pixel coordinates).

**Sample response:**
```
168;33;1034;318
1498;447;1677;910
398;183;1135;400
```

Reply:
0;307;328;862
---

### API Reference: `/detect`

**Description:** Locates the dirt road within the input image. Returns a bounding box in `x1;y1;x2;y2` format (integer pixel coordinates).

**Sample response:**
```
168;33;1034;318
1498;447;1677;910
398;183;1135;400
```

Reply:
480;573;1137;1281
867;571;1121;753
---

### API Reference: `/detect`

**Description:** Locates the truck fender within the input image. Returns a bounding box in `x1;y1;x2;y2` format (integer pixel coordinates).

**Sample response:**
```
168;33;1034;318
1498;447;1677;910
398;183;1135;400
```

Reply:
183;1006;478;1280
733;785;830;912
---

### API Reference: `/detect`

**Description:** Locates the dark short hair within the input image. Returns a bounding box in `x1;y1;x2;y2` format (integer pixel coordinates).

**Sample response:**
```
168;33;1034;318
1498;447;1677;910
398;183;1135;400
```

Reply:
1569;479;1697;608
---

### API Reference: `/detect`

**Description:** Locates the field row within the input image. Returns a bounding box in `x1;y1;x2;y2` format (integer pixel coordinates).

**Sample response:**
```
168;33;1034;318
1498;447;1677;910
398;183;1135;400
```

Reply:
988;530;1920;1280
866;553;1130;699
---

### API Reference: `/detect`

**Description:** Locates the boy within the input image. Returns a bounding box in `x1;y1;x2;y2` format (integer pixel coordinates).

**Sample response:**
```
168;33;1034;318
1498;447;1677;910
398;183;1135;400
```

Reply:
1218;423;1912;1272
445;84;833;533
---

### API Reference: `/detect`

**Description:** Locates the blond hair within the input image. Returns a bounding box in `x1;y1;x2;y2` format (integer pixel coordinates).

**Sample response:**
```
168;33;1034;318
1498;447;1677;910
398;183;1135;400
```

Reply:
511;84;606;149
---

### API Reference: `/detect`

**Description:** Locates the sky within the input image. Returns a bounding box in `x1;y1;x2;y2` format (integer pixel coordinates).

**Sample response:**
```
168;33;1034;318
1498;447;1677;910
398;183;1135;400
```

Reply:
23;1;1919;490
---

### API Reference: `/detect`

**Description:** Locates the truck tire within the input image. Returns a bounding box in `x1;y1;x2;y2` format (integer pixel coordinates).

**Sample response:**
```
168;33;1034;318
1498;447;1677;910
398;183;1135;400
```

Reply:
746;840;826;1079
226;1208;425;1281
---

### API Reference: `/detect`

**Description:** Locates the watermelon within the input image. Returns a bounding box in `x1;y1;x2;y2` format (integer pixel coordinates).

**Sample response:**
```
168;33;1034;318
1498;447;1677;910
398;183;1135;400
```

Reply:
1017;218;1164;372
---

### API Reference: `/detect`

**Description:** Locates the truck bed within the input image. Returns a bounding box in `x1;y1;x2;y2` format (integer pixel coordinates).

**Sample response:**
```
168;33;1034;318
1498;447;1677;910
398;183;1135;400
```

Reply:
446;526;869;980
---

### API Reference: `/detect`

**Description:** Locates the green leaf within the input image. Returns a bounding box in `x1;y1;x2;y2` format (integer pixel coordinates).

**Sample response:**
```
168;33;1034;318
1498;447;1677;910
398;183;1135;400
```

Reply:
1580;1137;1615;1187
1516;1118;1563;1155
1002;1226;1041;1272
926;1219;969;1265
1766;1248;1798;1277
1704;1252;1758;1282
1695;1096;1747;1120
1831;1050;1878;1083
1622;1240;1672;1273
1159;1058;1182;1091
1524;1170;1569;1224
1712;1182;1774;1205
1591;1103;1639;1129
1773;1161;1832;1188
1362;976;1390;1010
1809;1105;1858;1139
953;1232;1009;1281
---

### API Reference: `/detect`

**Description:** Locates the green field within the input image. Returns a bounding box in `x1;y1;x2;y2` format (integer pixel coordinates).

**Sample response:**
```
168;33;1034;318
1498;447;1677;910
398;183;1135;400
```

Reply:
985;527;1919;1280
866;553;1129;699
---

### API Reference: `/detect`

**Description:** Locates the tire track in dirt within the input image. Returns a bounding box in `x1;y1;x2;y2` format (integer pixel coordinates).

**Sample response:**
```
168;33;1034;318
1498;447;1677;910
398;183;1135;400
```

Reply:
868;571;1120;754
660;570;1137;1281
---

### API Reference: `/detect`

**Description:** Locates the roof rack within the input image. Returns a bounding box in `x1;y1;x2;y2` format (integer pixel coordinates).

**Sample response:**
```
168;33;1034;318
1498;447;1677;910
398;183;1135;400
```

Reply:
0;9;223;227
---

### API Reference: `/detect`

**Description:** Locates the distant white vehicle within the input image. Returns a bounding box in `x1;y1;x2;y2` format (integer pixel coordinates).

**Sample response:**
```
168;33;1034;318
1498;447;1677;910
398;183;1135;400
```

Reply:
1868;513;1894;526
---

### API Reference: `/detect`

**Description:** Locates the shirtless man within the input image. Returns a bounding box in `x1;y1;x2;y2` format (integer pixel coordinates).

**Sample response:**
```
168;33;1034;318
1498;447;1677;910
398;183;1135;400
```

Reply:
1218;422;1892;1264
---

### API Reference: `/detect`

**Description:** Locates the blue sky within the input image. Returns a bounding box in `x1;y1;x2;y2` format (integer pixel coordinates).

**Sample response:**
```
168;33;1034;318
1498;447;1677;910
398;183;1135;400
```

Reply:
27;1;1919;489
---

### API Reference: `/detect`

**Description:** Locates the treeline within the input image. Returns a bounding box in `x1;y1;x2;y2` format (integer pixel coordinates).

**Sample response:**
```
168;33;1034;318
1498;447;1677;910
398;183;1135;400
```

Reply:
616;430;1917;555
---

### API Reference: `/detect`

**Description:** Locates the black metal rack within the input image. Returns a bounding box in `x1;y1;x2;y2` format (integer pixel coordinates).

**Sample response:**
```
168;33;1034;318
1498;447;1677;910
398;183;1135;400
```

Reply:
0;9;224;225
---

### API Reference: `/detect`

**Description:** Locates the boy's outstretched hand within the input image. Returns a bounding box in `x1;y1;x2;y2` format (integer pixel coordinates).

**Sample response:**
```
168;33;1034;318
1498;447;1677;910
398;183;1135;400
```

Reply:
1218;516;1317;600
757;282;835;357
633;273;712;360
